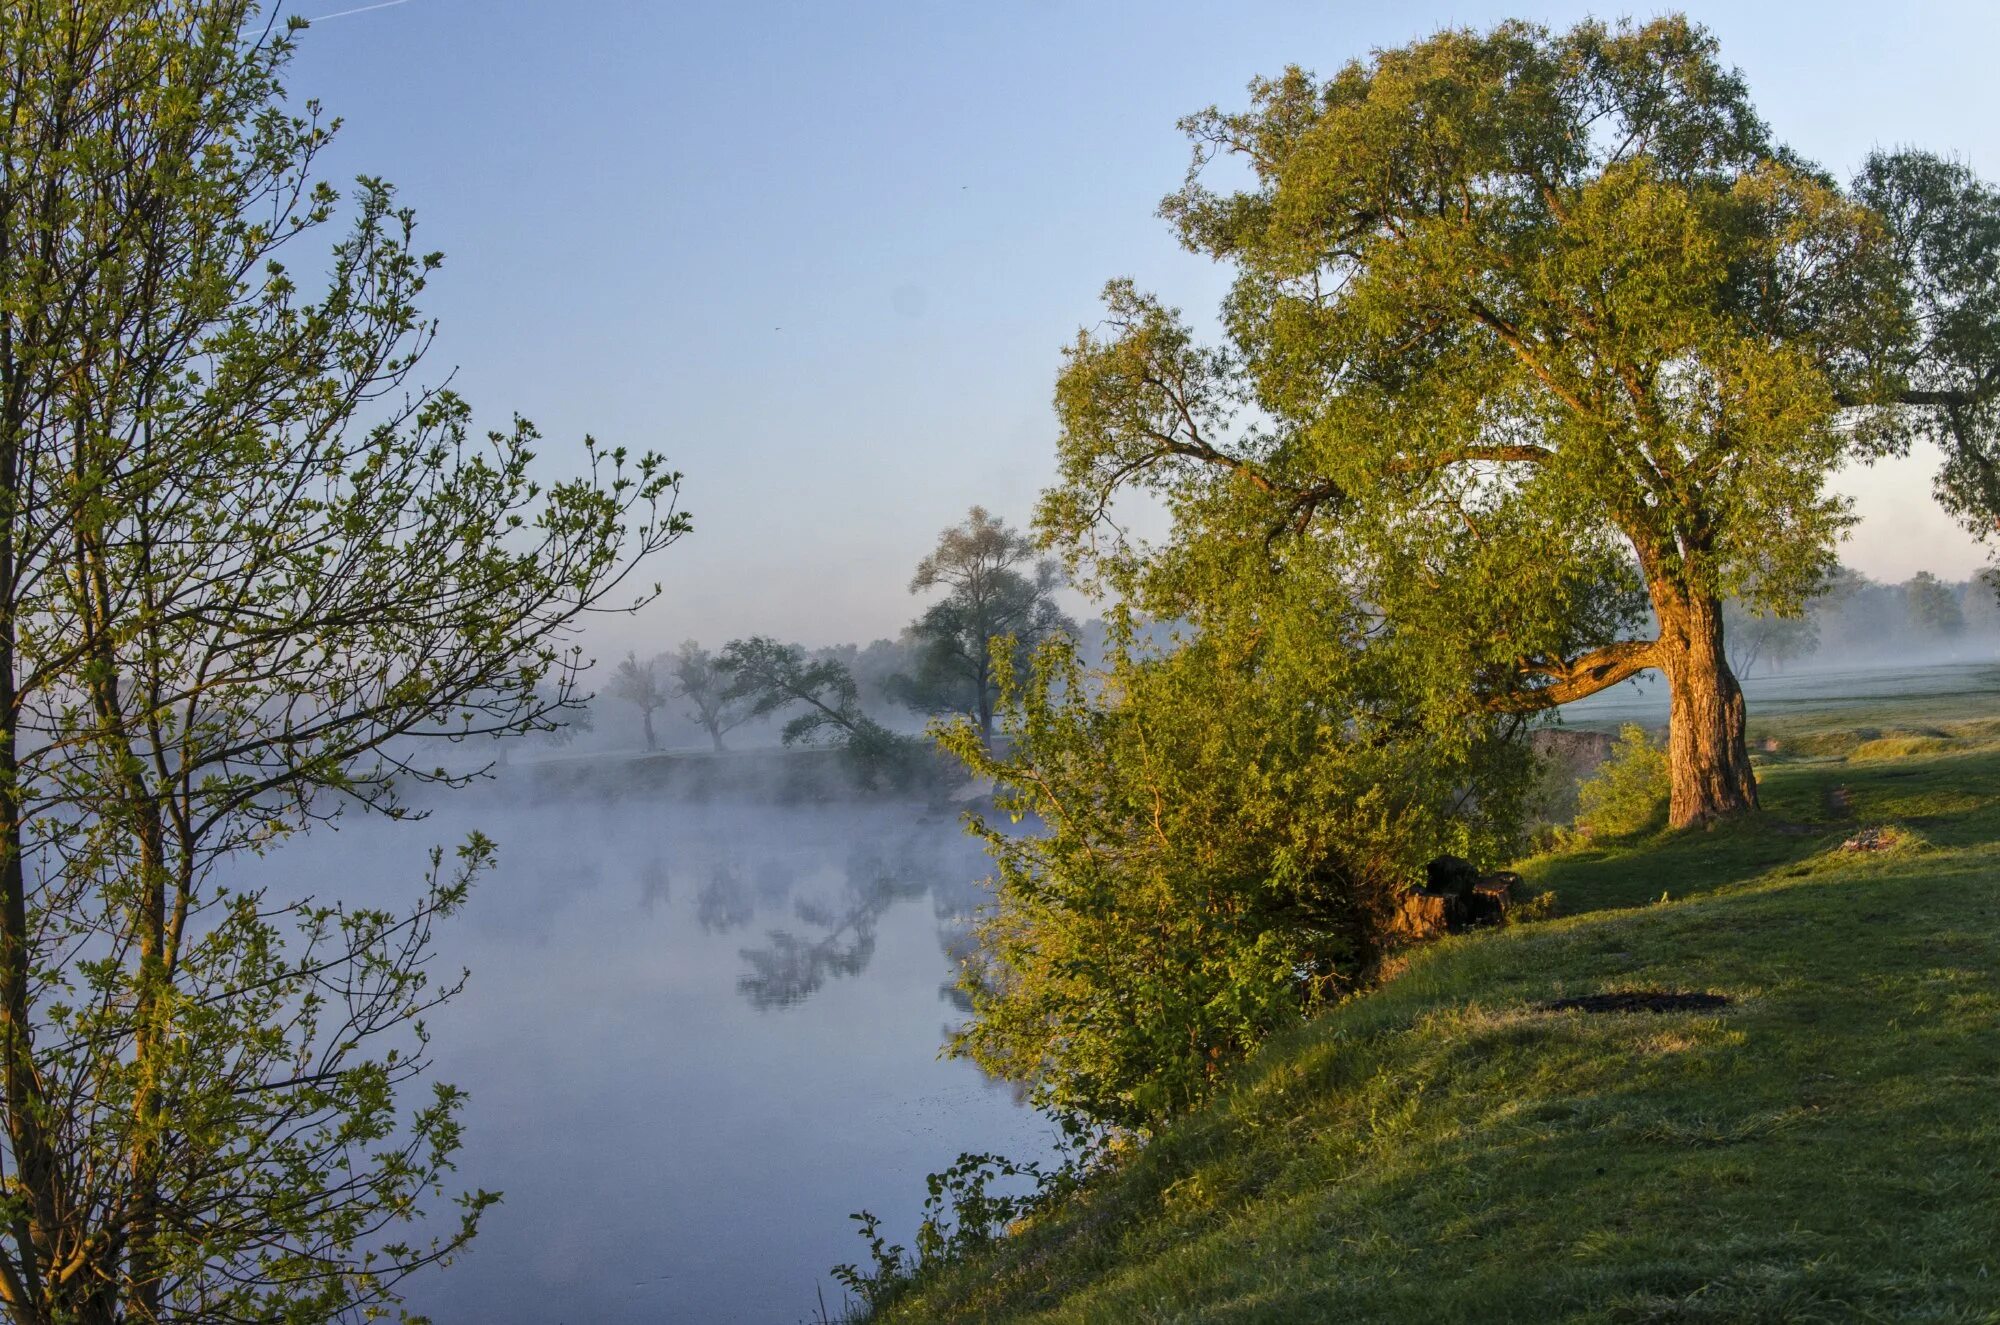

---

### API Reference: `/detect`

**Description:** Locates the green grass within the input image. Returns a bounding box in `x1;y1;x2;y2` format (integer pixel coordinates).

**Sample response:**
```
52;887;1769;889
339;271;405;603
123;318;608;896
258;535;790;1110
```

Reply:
872;715;2000;1324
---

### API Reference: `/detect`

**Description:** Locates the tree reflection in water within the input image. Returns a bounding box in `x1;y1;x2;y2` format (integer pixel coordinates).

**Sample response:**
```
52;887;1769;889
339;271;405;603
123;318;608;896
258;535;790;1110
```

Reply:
637;853;671;914
628;807;997;1011
737;836;987;1010
696;863;755;933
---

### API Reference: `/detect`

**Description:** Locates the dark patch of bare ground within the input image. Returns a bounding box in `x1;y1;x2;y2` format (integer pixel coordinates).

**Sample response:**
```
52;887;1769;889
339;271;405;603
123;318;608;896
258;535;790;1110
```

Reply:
1538;990;1732;1014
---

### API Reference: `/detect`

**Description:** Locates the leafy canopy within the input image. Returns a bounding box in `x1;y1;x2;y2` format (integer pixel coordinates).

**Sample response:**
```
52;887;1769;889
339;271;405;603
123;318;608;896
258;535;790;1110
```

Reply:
942;561;1534;1128
717;637;915;785
1043;15;1922;714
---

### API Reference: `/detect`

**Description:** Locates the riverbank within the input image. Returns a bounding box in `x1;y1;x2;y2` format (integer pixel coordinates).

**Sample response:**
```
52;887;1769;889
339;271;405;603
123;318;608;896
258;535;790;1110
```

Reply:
863;710;2000;1322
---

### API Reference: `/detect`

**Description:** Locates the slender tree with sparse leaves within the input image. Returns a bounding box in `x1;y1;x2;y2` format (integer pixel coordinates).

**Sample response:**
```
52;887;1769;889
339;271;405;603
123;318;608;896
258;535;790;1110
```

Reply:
1722;598;1820;676
608;651;668;751
668;640;751;752
0;4;686;1320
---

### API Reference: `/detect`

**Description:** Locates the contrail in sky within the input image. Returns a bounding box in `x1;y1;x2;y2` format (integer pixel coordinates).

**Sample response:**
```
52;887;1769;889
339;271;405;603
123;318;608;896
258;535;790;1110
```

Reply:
308;0;415;20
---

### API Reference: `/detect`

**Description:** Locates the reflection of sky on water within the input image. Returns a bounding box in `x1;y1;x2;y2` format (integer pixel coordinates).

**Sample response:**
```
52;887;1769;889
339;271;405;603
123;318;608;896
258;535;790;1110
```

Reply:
224;783;1047;1324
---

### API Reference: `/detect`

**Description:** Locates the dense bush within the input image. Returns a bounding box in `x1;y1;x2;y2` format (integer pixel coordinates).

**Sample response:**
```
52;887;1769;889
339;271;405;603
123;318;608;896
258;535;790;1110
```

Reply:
939;602;1533;1130
1574;724;1671;839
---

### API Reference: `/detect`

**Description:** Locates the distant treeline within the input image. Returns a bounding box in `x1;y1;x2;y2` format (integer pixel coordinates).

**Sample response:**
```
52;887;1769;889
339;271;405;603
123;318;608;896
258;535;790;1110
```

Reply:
1726;566;1999;675
503;506;1076;760
536;563;1994;758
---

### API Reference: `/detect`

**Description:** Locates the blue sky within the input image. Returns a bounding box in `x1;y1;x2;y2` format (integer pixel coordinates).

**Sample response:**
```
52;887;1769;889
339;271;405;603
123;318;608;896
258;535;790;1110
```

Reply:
282;0;2000;650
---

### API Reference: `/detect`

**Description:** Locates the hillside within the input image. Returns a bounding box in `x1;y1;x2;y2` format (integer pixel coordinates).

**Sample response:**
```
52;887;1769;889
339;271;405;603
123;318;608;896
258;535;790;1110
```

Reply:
868;713;2000;1323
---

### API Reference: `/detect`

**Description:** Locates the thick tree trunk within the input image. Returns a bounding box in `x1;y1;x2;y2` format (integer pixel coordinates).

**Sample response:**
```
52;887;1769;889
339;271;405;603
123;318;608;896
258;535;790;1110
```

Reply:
642;708;657;752
1656;591;1758;827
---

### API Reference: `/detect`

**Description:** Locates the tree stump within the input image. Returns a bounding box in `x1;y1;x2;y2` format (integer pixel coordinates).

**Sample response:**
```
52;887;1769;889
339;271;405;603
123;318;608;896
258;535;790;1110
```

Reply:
1467;871;1520;926
1390;888;1457;942
1395;858;1521;940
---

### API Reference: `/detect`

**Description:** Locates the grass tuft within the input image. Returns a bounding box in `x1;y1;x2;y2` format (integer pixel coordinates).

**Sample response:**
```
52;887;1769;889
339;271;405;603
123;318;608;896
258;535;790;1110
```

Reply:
1851;734;1960;761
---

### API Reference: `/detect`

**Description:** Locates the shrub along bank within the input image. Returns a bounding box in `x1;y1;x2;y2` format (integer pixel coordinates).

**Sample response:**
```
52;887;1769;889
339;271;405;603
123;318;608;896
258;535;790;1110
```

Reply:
861;714;2000;1323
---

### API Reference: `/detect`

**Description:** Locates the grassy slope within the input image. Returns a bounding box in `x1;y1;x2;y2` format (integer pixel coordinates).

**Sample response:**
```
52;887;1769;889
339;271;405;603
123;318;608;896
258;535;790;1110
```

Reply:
876;715;2000;1324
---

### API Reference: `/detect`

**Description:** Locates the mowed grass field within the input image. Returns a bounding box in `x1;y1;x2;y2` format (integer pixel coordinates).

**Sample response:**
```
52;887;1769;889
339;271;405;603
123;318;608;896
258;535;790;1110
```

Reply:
869;705;2000;1323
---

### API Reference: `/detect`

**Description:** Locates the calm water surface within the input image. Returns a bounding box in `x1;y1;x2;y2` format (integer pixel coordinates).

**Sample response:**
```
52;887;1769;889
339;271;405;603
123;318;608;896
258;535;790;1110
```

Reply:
250;770;1051;1324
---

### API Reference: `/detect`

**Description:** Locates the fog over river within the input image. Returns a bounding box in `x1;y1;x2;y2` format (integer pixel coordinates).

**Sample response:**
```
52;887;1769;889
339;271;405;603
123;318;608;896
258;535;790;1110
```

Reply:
210;663;1998;1323
228;769;1053;1324
1561;660;2000;728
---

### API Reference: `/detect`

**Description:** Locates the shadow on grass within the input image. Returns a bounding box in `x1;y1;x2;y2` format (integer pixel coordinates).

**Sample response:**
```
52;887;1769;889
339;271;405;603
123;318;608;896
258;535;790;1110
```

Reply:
1521;741;2000;916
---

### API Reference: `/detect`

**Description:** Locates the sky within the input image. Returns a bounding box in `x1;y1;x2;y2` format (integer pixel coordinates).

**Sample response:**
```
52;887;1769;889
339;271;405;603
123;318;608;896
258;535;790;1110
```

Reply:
280;0;2000;652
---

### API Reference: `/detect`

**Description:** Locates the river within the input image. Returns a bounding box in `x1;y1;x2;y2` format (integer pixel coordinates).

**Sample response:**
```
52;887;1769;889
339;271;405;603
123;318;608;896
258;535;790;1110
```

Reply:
250;768;1052;1323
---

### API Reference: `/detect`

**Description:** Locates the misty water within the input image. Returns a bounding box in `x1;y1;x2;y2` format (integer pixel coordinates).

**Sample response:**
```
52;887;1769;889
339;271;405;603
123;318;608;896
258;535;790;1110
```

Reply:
1561;659;2000;727
239;765;1053;1324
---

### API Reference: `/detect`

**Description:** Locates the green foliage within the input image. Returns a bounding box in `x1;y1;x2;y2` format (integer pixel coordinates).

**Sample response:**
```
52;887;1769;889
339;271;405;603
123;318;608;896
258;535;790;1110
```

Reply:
832;1151;1063;1319
868;716;2000;1324
1852;150;2000;532
717;636;917;786
1574;725;1672;840
939;597;1533;1130
891;507;1074;741
1036;13;2000;824
0;3;685;1319
1052;15;1881;626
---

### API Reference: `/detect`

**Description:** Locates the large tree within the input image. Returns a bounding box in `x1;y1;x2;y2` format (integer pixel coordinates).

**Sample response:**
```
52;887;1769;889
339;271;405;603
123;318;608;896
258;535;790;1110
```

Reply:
1044;16;2000;827
0;4;684;1320
893;507;1074;742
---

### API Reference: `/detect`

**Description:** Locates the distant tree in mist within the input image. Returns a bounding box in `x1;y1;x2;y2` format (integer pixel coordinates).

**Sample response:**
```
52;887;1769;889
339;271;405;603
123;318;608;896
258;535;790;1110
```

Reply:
670;640;753;752
717;637;911;783
1974;569;2000;633
1723;600;1821;676
530;687;596;751
1810;567;1897;657
833;637;921;714
1786;564;2000;662
1904;571;1967;639
893;506;1075;742
609;651;670;751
